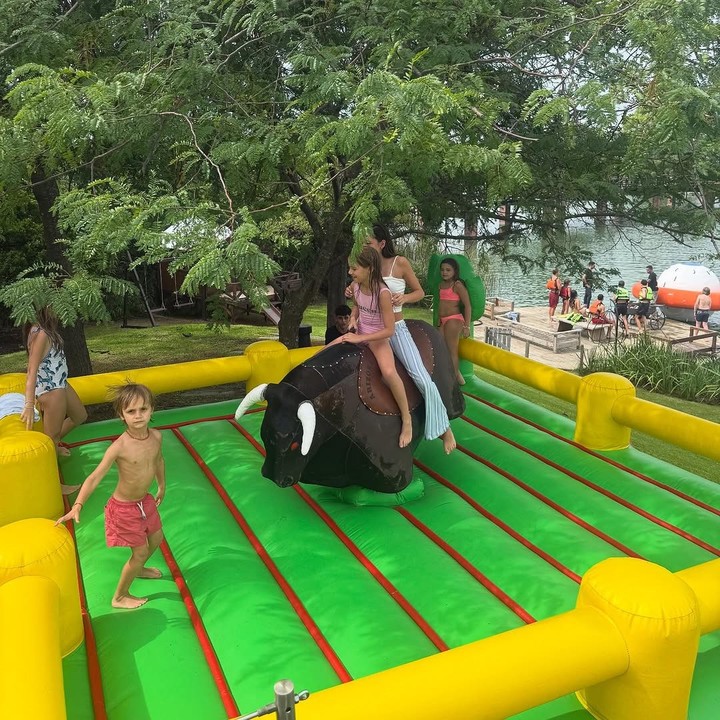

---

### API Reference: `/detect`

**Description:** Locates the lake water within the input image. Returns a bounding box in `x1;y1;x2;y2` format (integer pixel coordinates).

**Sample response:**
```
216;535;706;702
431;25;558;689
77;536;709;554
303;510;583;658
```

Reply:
440;224;720;327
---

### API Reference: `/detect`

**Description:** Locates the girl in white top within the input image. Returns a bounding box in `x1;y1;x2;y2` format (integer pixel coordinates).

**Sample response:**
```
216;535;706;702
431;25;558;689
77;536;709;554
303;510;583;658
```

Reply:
352;224;456;454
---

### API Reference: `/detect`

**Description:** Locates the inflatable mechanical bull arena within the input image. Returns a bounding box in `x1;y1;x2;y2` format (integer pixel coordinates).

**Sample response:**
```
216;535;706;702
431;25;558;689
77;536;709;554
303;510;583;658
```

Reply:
235;320;464;493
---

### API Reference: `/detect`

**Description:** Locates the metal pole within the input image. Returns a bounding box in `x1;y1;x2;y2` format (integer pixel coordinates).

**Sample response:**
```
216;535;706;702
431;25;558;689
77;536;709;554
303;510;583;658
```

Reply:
274;679;296;719
234;684;309;720
614;310;619;352
126;250;157;327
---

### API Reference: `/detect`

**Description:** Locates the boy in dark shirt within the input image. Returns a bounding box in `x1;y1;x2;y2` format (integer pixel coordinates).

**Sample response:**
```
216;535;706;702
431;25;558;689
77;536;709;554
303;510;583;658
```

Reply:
324;304;352;344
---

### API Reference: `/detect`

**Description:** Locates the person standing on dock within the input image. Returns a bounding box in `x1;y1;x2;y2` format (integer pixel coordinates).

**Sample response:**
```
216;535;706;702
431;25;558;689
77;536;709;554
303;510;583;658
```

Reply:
612;280;631;336
546;269;561;322
636;279;653;333
646;265;658;293
582;261;596;308
560;279;571;314
693;287;712;337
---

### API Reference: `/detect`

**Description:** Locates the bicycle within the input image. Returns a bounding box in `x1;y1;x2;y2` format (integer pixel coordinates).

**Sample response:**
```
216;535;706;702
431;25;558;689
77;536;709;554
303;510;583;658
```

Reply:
603;310;628;343
627;303;665;331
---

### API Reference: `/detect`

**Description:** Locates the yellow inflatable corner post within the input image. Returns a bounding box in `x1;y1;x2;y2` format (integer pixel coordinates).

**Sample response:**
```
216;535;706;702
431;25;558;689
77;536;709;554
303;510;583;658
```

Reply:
0;519;83;720
244;340;292;392
576;557;700;720
574;372;635;450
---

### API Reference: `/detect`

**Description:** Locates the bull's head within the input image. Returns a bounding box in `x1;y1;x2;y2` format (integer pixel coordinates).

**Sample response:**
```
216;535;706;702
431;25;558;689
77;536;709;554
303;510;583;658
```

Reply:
235;383;321;487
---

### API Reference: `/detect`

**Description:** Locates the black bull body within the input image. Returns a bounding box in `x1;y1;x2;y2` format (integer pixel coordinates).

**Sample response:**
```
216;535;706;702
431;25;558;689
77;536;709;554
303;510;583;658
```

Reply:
236;320;465;493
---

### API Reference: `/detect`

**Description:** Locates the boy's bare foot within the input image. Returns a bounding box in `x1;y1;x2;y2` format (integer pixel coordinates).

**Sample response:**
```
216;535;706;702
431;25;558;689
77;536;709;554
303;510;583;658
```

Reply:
441;428;456;454
56;443;71;457
399;419;412;448
456;372;466;386
61;483;81;495
112;594;148;609
138;567;162;579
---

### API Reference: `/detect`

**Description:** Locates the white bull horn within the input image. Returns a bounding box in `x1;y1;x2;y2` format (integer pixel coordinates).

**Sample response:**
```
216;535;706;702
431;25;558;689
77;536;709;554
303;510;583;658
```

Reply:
235;383;268;421
297;401;316;456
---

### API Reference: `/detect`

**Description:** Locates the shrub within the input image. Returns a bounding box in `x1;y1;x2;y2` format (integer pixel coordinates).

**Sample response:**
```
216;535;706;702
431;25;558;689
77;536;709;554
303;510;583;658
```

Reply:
583;334;720;404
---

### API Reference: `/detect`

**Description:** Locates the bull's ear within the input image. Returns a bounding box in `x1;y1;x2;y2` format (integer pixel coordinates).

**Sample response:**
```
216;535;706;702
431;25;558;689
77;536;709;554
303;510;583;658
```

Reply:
297;401;316;456
235;383;268;421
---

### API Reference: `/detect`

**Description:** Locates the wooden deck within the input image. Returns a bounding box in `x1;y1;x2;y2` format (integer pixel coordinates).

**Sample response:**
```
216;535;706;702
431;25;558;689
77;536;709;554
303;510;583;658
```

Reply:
477;304;718;371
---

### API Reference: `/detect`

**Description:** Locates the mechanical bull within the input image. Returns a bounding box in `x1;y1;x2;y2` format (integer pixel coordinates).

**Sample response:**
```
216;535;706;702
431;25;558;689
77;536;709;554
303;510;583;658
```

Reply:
234;320;465;493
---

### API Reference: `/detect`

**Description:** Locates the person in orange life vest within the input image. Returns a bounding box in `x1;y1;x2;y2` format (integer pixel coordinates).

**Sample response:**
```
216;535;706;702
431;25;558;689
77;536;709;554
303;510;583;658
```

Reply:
589;294;612;325
559;279;571;314
546;269;561;321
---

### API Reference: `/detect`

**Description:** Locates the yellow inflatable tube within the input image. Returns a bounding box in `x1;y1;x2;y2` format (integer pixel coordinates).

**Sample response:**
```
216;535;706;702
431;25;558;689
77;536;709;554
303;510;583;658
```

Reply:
300;557;709;720
0;519;82;720
0;576;66;720
299;605;627;720
459;337;581;404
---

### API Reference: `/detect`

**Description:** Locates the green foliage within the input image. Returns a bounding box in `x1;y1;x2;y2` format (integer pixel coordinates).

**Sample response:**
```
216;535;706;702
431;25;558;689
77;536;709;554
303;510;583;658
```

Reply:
2;0;720;343
0;263;135;327
584;335;720;403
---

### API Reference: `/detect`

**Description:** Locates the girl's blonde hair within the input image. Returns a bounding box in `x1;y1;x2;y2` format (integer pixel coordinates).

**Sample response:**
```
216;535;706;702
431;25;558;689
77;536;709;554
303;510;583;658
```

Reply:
111;383;155;419
24;305;64;351
352;245;384;301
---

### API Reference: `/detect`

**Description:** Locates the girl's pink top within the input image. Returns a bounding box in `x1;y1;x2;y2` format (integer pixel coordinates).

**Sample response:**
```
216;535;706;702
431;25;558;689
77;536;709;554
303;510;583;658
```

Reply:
439;284;461;301
354;284;390;335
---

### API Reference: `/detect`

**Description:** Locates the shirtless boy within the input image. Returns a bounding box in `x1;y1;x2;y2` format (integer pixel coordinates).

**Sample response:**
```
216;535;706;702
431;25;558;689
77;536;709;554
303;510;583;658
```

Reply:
56;383;165;609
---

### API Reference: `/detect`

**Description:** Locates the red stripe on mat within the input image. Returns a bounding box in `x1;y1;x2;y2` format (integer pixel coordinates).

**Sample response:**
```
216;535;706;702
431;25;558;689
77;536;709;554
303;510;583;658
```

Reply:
61;492;108;720
463;389;720;518
160;540;240;718
169;427;352;683
461;413;720;557
395;506;536;623
230;418;450;652
413;460;582;584
450;444;643;558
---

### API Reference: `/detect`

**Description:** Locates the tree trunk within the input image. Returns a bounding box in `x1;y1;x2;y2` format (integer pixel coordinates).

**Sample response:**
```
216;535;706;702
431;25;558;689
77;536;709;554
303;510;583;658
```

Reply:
31;164;93;376
595;199;608;229
325;255;351;329
277;221;354;348
464;216;478;264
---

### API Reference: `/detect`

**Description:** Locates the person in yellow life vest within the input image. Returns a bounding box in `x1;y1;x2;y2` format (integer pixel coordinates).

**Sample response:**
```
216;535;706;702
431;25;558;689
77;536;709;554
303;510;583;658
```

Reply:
636;278;653;333
612;280;631;335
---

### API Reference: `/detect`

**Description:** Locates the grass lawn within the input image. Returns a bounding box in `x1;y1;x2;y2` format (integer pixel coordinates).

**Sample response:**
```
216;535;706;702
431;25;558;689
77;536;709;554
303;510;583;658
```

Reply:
1;304;716;483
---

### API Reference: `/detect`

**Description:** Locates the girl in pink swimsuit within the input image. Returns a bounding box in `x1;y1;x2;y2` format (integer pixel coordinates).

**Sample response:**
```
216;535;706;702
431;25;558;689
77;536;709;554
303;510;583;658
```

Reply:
331;246;413;448
437;258;472;385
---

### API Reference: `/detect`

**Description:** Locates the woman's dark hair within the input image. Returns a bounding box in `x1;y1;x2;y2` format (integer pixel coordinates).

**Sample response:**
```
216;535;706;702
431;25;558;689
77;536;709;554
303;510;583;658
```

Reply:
440;257;461;282
23;305;64;352
570;290;578;300
371;223;397;258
